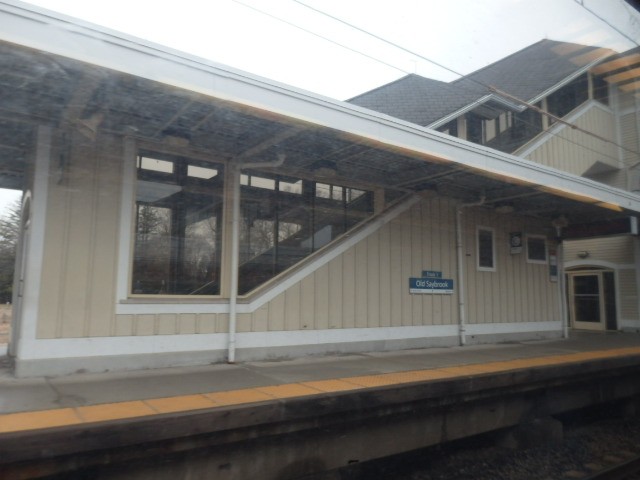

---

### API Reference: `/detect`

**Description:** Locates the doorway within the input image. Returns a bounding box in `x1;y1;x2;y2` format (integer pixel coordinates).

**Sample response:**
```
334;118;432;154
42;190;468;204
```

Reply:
567;270;617;331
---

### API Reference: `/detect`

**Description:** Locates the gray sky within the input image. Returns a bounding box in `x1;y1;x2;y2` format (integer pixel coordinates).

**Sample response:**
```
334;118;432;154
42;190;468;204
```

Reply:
1;0;639;214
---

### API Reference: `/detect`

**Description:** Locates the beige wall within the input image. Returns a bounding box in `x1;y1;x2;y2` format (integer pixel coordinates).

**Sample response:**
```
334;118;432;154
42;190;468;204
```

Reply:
523;105;618;177
564;236;635;265
461;208;559;325
37;130;123;339
34;131;561;340
618;268;639;321
234;201;559;333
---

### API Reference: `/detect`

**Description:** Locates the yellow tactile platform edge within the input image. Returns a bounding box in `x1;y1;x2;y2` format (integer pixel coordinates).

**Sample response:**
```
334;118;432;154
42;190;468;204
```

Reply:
1;346;639;434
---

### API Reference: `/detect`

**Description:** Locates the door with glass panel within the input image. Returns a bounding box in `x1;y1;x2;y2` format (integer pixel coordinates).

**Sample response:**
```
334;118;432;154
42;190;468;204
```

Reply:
568;272;606;331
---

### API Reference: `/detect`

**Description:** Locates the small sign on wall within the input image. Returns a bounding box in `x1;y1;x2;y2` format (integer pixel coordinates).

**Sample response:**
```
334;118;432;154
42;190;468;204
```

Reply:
409;277;454;294
422;270;442;278
510;232;523;254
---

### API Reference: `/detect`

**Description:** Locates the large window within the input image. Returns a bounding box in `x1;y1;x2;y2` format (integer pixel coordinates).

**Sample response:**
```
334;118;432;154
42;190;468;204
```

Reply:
238;174;373;294
132;153;224;295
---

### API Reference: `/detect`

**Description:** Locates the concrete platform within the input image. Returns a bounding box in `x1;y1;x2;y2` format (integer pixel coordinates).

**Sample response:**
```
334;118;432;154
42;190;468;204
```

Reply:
1;331;639;479
0;331;638;416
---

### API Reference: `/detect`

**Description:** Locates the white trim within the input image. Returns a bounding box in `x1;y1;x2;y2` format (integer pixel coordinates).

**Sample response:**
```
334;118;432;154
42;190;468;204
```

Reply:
476;225;496;272
428;94;512;130
526;234;548;264
565;260;636;270
15;126;51;357
528;57;611;105
115;195;421;315
620;319;640;330
15;321;561;360
115;137;136;302
0;3;638;217
465;321;561;335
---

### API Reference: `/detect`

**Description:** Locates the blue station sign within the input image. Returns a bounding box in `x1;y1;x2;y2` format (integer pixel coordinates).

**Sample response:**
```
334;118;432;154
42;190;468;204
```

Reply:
409;277;454;294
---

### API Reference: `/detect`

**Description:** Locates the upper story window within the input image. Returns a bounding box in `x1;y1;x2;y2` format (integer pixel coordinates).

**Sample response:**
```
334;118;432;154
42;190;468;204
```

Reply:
591;73;609;106
437;119;458;137
132;153;224;296
477;226;496;271
547;74;589;120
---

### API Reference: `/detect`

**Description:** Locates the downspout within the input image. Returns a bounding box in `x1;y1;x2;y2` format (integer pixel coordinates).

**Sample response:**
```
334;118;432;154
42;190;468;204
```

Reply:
227;152;286;363
552;217;569;339
557;241;569;339
227;165;241;364
455;195;485;346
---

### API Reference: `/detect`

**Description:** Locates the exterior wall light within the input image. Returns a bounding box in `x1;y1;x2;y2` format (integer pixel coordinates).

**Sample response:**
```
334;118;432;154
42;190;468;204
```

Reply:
577;251;590;259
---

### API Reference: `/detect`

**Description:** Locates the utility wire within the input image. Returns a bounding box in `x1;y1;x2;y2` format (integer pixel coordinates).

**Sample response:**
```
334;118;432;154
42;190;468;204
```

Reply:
574;0;640;47
234;0;637;166
231;0;408;75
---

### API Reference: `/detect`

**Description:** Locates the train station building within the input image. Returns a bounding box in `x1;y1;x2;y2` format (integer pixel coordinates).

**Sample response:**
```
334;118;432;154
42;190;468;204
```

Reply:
1;1;639;376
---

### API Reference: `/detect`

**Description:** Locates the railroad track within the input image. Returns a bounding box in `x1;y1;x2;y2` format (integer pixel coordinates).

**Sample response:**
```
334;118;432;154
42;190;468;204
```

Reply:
585;455;640;480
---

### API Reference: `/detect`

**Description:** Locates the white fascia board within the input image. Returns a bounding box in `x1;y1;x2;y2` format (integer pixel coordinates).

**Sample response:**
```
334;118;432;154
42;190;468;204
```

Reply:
427;94;525;130
2;1;640;215
527;55;613;106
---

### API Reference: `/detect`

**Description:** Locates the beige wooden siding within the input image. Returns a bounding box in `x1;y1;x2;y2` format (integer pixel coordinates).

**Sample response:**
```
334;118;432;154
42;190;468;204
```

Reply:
621;113;640;192
618;269;639;320
618;92;637;112
37;132;559;338
37;131;123;339
461;208;558;325
238;200;559;331
564;236;634;265
523;106;617;176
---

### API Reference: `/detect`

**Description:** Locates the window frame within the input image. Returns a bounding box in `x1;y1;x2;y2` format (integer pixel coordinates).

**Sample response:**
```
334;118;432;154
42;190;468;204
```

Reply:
526;234;548;264
476;226;496;272
130;150;225;298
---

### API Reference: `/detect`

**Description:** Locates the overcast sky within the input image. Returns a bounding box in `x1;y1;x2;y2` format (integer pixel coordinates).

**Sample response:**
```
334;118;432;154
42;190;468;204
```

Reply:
1;0;639;214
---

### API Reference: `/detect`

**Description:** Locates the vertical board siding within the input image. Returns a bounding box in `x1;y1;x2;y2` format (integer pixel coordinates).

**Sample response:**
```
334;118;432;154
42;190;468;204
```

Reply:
38;131;121;339
197;314;216;334
328;257;343;329
353;241;368;328
378;223;392;327
621;113;640;192
524;107;617;176
284;283;301;331
367;232;381;328
388;215;404;327
178;314;197;334
44;143;561;340
314;264;330;329
462;207;558;325
619;269;639;320
87;136;122;337
251;198;557;332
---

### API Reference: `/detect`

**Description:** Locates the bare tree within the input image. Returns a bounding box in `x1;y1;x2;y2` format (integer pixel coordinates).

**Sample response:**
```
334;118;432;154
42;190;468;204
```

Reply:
0;200;21;303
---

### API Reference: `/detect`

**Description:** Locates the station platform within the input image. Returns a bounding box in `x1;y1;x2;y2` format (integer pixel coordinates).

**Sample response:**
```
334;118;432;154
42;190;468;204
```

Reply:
1;331;640;479
1;331;639;430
